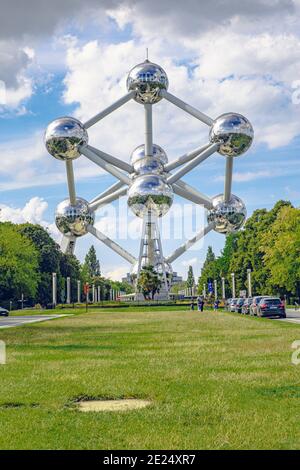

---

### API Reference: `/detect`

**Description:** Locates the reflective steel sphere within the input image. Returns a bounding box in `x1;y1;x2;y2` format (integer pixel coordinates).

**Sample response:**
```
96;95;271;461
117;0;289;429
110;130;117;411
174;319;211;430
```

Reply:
133;157;164;175
45;117;88;161
131;143;168;165
127;60;169;104
128;175;173;218
209;113;254;157
207;194;247;234
55;197;94;237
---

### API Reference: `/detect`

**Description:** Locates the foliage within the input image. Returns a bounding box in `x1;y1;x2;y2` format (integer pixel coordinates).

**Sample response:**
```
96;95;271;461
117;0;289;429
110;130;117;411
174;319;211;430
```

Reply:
0;222;40;302
198;201;299;299
137;265;162;300
261;205;300;297
81;245;101;284
186;265;195;288
18;223;81;305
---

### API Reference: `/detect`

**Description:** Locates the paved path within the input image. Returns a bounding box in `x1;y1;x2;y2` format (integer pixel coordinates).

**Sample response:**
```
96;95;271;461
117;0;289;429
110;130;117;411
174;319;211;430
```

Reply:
273;309;300;325
0;314;70;329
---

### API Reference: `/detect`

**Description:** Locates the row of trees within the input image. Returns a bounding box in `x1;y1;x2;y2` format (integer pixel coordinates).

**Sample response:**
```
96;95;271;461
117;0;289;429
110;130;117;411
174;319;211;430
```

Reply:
0;222;133;307
198;201;300;300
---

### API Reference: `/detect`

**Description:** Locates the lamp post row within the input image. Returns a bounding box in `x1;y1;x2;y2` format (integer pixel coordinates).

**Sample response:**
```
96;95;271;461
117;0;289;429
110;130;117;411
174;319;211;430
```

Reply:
51;273;121;306
202;269;252;300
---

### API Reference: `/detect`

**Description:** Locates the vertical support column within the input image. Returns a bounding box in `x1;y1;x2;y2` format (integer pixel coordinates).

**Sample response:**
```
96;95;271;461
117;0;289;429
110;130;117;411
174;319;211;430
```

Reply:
98;286;101;302
224;156;233;203
77;280;81;303
52;273;57;306
231;273;236;298
144;104;153;156
66;277;71;304
203;283;206;298
92;284;95;303
65;160;76;205
214;280;218;300
221;277;226;300
247;269;252;297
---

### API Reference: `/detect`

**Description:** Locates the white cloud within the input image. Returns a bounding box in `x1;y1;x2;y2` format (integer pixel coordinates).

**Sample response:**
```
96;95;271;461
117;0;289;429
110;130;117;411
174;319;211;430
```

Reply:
103;265;129;281
182;257;198;267
0;196;60;241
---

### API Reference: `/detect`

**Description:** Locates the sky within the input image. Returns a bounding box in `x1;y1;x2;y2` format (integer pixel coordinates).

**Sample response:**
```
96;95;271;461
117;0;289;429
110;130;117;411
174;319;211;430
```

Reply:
0;0;300;281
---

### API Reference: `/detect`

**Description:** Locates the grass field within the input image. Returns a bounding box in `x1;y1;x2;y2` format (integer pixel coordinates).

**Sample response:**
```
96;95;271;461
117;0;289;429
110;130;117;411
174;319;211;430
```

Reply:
0;307;299;449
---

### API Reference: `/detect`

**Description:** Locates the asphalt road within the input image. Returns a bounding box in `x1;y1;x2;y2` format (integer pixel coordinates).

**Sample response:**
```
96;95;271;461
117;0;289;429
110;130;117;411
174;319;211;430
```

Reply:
275;309;300;325
0;314;69;329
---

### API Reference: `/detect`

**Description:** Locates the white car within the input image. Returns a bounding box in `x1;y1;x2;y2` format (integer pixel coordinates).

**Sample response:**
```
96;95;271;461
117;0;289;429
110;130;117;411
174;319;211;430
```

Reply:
0;307;9;317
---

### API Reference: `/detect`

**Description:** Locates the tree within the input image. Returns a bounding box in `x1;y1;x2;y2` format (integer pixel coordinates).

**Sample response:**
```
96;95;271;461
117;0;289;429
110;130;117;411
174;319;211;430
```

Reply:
261;205;300;298
81;245;101;283
186;266;195;287
137;265;162;300
0;222;40;302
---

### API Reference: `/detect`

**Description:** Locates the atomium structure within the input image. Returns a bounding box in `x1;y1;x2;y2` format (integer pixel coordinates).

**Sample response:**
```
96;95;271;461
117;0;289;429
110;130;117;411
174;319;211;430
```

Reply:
45;58;253;299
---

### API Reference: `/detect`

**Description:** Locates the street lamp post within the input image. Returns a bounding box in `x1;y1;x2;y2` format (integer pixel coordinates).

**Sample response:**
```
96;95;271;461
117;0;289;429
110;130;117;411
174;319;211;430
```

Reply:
66;277;71;304
231;272;236;298
221;277;226;300
247;269;252;297
77;280;81;303
214;279;218;300
52;273;57;306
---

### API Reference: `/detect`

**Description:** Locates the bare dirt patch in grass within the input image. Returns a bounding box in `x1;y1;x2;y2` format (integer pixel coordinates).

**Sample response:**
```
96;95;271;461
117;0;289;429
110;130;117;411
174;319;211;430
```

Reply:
76;398;152;412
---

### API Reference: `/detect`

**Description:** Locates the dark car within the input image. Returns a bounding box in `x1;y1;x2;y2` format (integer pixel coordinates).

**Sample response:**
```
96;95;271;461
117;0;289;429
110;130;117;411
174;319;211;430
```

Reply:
235;298;245;313
242;297;252;315
0;307;9;317
257;298;286;318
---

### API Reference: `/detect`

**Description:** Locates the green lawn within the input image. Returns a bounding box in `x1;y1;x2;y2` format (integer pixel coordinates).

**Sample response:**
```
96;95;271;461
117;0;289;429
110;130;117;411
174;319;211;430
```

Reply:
0;308;299;449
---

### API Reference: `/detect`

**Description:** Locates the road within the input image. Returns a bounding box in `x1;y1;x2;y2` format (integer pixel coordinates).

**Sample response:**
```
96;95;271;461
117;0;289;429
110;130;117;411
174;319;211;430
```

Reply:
0;314;69;329
274;309;300;325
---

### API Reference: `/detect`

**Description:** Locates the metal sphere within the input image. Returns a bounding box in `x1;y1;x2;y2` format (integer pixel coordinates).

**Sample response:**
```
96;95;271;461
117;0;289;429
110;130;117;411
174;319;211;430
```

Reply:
128;175;173;218
207;194;247;234
131;144;168;165
209;113;254;157
55;197;94;237
127;60;169;104
45;117;88;161
133;157;164;176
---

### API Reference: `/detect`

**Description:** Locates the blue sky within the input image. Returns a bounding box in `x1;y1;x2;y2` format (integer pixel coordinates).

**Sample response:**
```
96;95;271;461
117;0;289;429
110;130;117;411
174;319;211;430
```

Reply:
0;0;300;281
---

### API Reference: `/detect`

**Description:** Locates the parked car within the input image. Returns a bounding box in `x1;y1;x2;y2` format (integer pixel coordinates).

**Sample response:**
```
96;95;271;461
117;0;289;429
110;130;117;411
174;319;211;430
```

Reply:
235;298;245;313
229;298;238;312
257;297;286;318
250;296;270;316
0;307;9;317
242;297;252;315
225;298;232;311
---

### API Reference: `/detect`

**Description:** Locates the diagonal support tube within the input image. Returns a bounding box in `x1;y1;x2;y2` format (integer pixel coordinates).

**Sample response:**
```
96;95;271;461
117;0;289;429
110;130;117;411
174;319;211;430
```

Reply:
89;186;127;212
80;145;131;185
87;225;136;264
88;145;133;173
89;181;125;205
65;160;76;205
165;143;211;172
173;181;213;209
224;156;233;203
167;143;218;185
83;91;136;129
166;223;215;264
161;90;214;126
